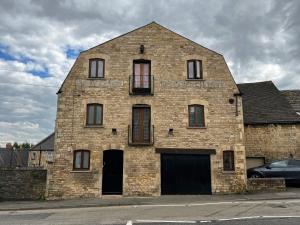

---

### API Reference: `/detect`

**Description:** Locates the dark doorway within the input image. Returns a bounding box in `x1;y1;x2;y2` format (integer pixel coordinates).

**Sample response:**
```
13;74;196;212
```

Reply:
102;150;123;195
161;153;211;195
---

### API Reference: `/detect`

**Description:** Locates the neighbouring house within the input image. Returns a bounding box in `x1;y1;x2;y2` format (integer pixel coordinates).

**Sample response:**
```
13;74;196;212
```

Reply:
281;90;300;115
238;81;300;169
47;22;246;199
29;133;54;169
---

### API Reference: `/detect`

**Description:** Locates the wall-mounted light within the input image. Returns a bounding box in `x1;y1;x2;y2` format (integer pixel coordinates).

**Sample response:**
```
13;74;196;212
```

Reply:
112;128;117;135
168;128;174;136
140;44;145;54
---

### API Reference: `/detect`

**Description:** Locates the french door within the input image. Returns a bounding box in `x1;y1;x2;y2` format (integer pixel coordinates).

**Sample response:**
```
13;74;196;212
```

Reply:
133;60;150;89
132;106;151;143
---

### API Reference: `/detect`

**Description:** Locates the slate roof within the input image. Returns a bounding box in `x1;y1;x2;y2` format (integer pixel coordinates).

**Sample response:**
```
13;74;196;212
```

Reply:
281;90;300;114
237;81;300;125
30;132;55;151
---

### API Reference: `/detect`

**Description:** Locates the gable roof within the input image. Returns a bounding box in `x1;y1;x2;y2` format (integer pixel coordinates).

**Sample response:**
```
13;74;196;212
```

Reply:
30;132;55;151
237;81;300;125
281;90;300;114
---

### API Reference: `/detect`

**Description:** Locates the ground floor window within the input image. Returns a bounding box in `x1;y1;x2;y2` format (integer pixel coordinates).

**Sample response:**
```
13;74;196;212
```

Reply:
73;150;90;170
223;150;235;171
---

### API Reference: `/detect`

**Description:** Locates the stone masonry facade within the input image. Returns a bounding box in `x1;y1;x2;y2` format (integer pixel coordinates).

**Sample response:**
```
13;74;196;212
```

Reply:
245;124;300;163
47;22;246;199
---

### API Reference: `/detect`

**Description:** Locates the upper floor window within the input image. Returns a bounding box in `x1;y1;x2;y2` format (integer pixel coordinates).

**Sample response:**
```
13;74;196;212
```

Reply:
73;150;90;170
86;104;103;126
223;150;235;171
89;58;104;78
187;60;202;79
188;105;205;127
133;59;151;89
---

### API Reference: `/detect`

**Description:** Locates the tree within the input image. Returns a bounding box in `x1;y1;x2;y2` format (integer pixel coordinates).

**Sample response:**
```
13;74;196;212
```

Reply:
12;142;20;150
21;143;31;150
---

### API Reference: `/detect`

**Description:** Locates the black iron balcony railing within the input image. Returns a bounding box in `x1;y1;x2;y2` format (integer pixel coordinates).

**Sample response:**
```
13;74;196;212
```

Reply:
128;125;154;146
129;75;154;95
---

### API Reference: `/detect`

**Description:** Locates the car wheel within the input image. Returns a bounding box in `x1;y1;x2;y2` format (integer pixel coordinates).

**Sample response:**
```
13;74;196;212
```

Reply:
250;173;262;178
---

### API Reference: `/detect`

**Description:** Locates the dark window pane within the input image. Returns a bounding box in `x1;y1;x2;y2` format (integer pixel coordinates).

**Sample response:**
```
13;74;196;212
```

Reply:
88;105;94;125
75;152;81;169
83;151;89;169
196;105;204;127
196;60;201;78
223;151;234;171
98;60;104;77
189;106;195;126
90;60;97;77
143;63;149;76
188;61;194;79
95;105;102;125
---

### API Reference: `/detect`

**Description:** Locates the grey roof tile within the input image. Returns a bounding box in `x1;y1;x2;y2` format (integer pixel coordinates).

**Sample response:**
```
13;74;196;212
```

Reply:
237;81;300;124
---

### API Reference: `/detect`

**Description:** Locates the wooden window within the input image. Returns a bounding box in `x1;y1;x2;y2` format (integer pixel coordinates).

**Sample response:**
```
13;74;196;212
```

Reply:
187;60;202;79
133;60;151;89
188;105;205;127
132;105;151;143
73;150;90;170
86;104;103;126
89;58;104;78
223;151;235;171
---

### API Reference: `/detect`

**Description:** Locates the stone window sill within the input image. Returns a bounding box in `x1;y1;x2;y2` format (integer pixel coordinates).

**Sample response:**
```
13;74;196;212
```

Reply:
84;125;104;128
70;170;92;173
186;79;205;81
187;126;207;129
223;170;236;174
87;77;106;80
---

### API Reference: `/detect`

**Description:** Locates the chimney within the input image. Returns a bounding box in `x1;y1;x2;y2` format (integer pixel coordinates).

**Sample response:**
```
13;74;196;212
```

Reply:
6;143;12;150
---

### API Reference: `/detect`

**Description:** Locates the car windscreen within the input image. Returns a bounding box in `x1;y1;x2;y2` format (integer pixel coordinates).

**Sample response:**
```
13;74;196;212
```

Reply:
270;160;288;168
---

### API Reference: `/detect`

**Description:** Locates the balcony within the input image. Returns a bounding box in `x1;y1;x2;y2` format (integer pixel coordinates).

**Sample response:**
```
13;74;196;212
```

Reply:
129;75;154;95
128;125;154;146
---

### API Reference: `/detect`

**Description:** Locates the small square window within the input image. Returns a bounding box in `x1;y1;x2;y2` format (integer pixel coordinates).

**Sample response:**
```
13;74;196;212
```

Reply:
73;150;90;170
89;59;105;78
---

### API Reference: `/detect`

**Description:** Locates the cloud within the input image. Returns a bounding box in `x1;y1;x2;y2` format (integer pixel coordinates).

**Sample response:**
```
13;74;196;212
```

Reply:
0;0;300;146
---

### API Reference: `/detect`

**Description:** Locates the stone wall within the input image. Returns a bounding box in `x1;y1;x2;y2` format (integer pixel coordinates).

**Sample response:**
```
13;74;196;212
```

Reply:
247;178;286;192
245;124;300;162
0;168;47;200
47;22;246;199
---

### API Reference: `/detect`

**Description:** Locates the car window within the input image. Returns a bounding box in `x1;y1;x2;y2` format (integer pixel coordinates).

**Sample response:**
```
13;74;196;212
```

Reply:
270;160;288;168
288;160;300;167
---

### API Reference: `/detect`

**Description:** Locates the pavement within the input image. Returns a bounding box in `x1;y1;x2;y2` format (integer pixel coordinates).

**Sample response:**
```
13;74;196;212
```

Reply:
1;188;300;211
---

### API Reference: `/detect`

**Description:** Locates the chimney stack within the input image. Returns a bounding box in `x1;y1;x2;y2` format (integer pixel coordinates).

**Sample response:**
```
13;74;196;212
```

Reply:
6;143;12;150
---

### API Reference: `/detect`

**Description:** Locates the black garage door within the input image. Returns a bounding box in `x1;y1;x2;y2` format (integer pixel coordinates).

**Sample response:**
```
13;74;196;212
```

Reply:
161;154;211;194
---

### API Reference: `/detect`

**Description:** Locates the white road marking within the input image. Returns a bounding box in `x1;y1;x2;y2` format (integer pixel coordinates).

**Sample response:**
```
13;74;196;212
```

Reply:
218;216;261;221
136;219;197;223
126;220;133;225
131;199;300;208
199;221;211;223
262;215;300;218
216;215;300;221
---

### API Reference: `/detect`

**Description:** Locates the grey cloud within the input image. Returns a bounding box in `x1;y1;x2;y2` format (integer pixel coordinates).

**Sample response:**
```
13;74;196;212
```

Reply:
0;0;300;145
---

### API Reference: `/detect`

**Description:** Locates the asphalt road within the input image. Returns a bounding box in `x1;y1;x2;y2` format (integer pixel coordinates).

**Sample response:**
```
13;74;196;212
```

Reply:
1;199;300;224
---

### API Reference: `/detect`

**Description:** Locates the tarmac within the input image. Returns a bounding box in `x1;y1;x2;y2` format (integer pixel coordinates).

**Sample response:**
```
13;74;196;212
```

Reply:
1;188;300;211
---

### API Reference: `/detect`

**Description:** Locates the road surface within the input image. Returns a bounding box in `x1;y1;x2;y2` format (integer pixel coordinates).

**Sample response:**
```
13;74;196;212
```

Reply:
1;199;300;224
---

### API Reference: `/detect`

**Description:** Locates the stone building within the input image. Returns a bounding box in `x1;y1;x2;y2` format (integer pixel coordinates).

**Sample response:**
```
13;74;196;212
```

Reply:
29;133;54;169
47;22;246;199
238;81;300;169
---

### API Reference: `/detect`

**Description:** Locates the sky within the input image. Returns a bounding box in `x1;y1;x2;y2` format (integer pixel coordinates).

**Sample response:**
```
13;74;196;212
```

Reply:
0;0;300;146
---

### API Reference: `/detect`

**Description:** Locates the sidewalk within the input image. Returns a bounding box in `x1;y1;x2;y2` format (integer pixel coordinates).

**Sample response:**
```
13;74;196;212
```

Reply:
1;188;300;211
